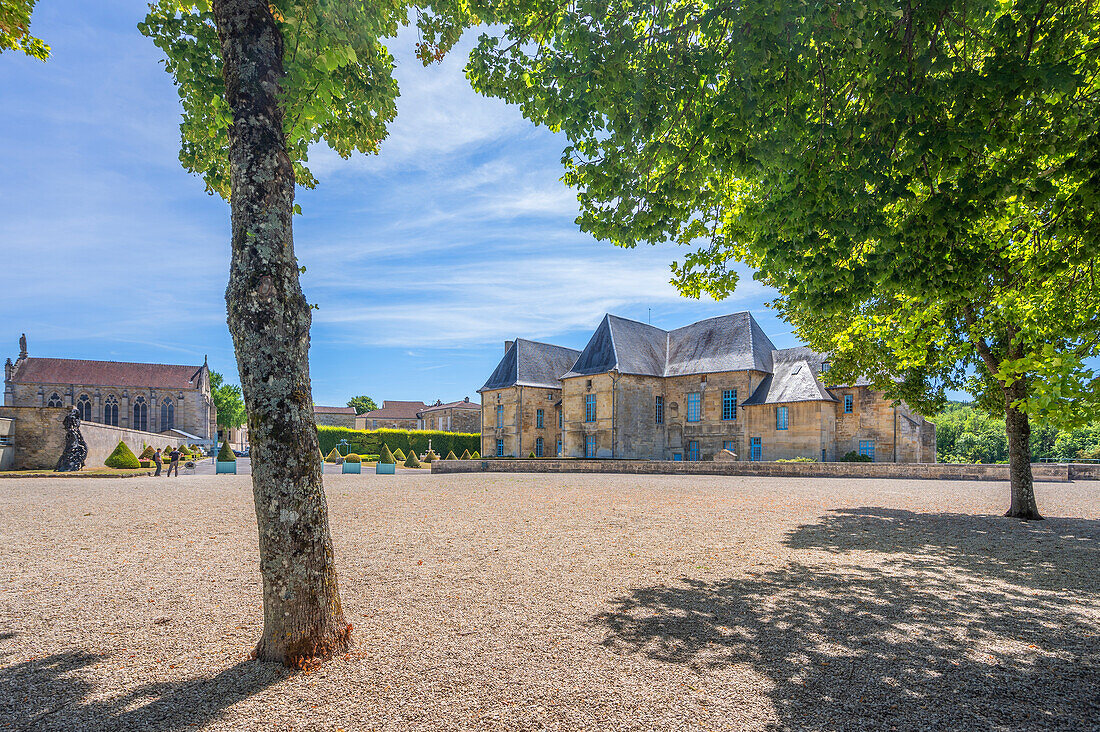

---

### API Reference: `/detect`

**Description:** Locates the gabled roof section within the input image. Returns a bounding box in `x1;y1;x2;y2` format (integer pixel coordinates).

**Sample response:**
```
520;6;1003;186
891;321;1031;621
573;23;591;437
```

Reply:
360;400;429;419
741;348;837;405
10;357;204;390
479;339;580;392
666;313;776;376
314;405;356;415
564;315;667;378
418;398;480;414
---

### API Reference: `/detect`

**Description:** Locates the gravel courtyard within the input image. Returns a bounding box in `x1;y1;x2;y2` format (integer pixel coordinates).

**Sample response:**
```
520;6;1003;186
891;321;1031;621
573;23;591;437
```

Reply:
0;473;1096;731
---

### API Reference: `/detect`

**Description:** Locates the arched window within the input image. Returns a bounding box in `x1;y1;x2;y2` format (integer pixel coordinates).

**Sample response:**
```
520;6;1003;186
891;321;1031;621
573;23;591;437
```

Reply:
76;394;92;422
103;395;119;426
161;398;174;432
133;396;148;432
46;392;63;408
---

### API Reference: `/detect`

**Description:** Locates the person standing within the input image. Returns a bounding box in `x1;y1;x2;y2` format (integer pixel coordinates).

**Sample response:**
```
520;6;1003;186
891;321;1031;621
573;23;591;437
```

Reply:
153;448;163;477
167;447;180;477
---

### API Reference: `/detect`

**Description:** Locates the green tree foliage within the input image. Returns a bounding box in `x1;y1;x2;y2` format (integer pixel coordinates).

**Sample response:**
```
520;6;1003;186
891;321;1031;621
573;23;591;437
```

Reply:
218;440;237;462
210;371;247;430
0;0;48;59
463;0;1100;520
379;444;396;465
346;395;379;415
315;426;480;458
105;441;140;469
937;402;1100;463
404;450;422;468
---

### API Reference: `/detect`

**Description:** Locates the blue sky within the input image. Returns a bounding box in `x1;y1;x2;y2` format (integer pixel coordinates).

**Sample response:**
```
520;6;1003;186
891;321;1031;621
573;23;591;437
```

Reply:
0;3;796;407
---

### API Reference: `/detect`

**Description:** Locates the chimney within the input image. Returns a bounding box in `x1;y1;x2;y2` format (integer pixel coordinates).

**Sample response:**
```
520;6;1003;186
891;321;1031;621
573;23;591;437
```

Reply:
464;396;469;403
505;340;514;354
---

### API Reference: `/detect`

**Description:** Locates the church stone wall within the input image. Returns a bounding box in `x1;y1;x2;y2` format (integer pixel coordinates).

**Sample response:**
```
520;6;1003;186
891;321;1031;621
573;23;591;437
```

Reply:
0;406;173;470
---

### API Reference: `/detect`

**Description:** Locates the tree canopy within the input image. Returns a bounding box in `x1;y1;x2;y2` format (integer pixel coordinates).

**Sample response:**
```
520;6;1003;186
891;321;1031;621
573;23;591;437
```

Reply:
347;395;379;414
210;370;247;429
0;0;48;59
462;0;1100;518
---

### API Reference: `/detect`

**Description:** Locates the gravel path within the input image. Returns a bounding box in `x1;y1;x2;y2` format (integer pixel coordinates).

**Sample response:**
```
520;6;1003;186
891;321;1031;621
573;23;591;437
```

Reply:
0;473;1096;731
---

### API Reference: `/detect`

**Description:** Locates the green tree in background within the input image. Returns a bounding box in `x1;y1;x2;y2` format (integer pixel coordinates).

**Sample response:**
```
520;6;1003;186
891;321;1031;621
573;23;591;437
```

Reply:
0;0;49;59
461;0;1100;521
347;395;378;415
139;0;472;667
210;371;247;430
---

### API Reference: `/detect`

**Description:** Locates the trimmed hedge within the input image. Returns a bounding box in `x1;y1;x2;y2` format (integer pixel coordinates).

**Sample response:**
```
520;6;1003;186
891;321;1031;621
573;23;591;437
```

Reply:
445;450;457;461
393;448;406;462
404;450;422;468
105;441;140;469
460;449;471;460
324;448;341;463
379;444;396;464
316;426;479;461
471;451;480;459
139;445;156;460
217;441;236;462
345;453;361;463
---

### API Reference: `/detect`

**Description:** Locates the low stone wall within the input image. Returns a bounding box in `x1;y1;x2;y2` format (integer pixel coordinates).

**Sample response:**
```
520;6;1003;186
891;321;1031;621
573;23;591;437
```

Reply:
1068;463;1100;481
0;406;172;470
431;458;1082;482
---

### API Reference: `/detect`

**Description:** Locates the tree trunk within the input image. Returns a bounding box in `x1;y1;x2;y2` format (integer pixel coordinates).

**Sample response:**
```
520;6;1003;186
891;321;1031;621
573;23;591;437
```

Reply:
212;0;351;665
1004;380;1042;521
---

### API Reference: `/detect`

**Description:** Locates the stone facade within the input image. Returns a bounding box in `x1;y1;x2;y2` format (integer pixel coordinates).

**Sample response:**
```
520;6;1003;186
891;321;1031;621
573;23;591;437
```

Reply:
481;314;936;463
417;398;481;433
4;336;216;442
313;405;356;428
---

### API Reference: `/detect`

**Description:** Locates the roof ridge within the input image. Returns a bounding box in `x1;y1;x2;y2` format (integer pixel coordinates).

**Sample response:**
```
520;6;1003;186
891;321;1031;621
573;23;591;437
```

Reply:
22;355;201;370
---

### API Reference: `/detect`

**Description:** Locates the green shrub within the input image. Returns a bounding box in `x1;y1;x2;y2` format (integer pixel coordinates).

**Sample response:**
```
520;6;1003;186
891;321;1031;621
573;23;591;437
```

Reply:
139;445;155;460
217;441;236;462
324;448;341;463
529;451;536;458
105;441;140;469
345;453;361;463
363;454;380;462
460;449;471;460
139;460;151;468
445;450;458;460
423;450;437;463
404;450;422;468
471;451;481;459
776;457;817;463
839;451;872;462
315;425;479;461
393;448;406;461
379;444;396;464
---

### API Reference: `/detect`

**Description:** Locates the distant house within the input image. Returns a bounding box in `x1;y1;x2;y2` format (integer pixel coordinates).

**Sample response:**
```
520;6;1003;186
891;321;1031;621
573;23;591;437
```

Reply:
355;400;427;430
479;313;936;463
313;405;356;428
416;397;481;433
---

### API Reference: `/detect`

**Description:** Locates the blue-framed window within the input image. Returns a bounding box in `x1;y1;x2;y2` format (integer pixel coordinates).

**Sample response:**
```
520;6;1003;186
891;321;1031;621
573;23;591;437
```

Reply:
722;389;737;420
750;437;762;461
687;440;699;461
585;435;596;458
844;394;853;414
585;394;597;423
655;396;664;424
496;404;504;427
859;440;875;461
722;440;735;454
559;410;563;429
496;438;504;457
536;409;544;429
557;438;562;457
535;437;544;457
686;392;701;422
776;406;789;430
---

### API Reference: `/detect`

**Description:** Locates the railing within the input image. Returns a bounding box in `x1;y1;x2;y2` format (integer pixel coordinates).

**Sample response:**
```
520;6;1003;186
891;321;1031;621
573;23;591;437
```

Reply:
1038;457;1100;463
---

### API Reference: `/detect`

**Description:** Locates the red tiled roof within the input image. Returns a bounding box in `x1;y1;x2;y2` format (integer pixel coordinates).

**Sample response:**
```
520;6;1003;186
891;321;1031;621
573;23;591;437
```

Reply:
314;405;356;415
11;357;203;390
418;399;481;414
359;400;427;419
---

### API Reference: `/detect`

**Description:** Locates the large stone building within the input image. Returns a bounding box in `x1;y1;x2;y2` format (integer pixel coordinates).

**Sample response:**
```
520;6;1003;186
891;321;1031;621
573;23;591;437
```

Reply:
3;335;216;442
478;339;582;459
479;314;936;463
313;405;357;428
416;398;481;433
356;400;428;430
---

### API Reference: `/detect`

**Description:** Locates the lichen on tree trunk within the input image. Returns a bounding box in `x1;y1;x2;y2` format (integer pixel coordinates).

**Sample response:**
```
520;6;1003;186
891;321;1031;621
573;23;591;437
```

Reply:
212;0;351;665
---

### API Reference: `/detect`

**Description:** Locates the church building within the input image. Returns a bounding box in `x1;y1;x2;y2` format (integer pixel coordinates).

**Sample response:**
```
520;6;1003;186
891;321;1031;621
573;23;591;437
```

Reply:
4;335;217;443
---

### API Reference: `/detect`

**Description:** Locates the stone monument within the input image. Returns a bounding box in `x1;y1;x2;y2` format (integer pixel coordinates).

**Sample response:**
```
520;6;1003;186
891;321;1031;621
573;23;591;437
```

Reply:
55;408;88;472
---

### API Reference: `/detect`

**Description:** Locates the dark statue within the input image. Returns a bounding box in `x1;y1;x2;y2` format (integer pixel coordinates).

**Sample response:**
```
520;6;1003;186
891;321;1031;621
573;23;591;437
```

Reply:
55;408;88;472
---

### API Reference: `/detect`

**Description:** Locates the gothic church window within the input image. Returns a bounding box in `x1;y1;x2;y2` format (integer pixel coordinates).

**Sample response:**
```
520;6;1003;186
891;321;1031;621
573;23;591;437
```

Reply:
104;395;119;426
77;394;92;421
161;398;174;431
47;392;63;408
133;396;148;432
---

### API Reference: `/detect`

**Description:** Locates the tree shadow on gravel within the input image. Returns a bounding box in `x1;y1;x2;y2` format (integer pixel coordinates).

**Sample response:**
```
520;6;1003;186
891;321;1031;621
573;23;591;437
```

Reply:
595;509;1100;731
0;643;284;731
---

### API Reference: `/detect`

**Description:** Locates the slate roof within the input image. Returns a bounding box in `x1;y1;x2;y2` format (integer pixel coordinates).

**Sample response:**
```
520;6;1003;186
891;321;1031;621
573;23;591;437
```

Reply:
479;339;582;392
314;405;356;415
418;398;480;414
10;357;204;390
563;312;777;379
359;400;428;419
741;347;837;406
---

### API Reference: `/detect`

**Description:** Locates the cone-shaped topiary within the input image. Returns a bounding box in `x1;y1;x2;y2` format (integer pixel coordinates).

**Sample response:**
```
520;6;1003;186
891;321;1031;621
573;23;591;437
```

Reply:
471;451;481;459
393;448;406;461
445;450;458;461
139;445;155;460
344;453;361;463
379;444;396;464
324;447;341;463
105;441;140;469
529;451;536;458
217;440;236;462
404;450;421;468
460;449;471;460
423;450;438;463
